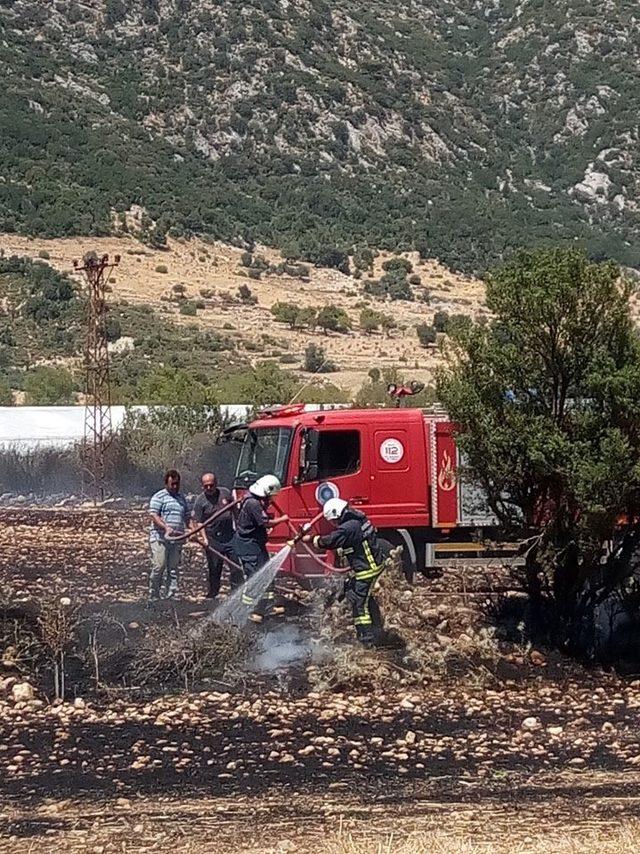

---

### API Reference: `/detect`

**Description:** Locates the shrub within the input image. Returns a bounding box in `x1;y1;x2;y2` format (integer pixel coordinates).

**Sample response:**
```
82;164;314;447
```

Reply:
271;301;298;328
105;315;122;342
238;284;258;304
38;250;50;260
317;305;351;334
433;310;450;333
240;251;253;267
0;376;13;405
363;280;386;298
179;302;197;316
360;308;381;335
304;343;338;373
279;353;298;364
382;257;413;274
155;264;168;274
416;323;437;347
380;314;397;336
314;248;351;275
247;268;262;281
382;271;413;301
24;366;75;405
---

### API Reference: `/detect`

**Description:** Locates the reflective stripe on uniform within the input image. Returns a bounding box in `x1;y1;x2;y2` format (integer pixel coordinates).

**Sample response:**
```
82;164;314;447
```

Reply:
363;541;379;572
354;614;372;625
241;594;255;605
355;567;384;581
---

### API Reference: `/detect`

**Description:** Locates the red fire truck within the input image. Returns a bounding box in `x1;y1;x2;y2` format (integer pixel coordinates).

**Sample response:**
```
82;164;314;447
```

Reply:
229;404;500;579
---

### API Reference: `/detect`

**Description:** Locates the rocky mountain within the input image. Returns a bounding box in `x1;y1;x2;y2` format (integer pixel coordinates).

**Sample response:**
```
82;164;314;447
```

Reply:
2;0;640;272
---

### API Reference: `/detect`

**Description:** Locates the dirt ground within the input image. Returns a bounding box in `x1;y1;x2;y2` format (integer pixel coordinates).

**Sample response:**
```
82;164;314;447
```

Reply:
2;508;640;853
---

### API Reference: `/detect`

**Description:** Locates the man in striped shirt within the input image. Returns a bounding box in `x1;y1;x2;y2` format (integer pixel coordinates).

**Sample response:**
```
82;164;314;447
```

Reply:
148;469;190;600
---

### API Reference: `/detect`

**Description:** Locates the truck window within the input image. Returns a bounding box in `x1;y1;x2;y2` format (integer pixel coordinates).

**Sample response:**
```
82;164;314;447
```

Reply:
318;430;360;479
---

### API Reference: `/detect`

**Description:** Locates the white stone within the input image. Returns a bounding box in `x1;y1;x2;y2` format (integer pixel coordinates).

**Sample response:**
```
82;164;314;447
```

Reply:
11;683;35;702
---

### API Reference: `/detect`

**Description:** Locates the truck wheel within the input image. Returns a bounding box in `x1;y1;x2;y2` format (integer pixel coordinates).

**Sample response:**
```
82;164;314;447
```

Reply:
379;531;415;585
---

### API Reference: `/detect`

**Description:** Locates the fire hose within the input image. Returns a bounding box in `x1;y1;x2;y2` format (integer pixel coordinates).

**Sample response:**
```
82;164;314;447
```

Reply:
167;497;242;543
274;503;351;575
165;494;345;576
166;498;244;573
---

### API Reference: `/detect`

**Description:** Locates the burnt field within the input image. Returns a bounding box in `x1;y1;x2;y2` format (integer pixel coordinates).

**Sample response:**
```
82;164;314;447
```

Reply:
2;508;640;852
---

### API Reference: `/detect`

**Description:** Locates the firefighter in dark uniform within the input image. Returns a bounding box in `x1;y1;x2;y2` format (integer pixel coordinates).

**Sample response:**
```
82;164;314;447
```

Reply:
305;498;390;647
234;475;288;623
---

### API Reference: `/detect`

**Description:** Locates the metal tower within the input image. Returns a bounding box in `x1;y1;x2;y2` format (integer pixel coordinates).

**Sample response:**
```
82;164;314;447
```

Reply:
74;252;120;501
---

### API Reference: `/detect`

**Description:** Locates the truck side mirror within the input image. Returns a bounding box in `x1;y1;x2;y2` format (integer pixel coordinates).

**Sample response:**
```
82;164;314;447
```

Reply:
302;430;320;482
297;428;319;483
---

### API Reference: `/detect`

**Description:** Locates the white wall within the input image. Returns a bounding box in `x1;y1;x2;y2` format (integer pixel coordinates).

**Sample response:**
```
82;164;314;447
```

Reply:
0;406;251;450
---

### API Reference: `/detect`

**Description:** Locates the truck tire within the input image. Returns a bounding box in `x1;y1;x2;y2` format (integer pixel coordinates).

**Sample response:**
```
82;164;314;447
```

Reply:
379;530;415;585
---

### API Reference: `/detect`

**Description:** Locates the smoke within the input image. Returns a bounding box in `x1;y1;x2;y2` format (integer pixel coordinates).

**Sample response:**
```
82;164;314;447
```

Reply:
250;623;326;673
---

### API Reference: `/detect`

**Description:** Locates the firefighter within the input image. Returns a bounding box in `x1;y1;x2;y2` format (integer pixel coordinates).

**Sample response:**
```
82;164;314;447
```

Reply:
305;498;390;647
234;474;288;623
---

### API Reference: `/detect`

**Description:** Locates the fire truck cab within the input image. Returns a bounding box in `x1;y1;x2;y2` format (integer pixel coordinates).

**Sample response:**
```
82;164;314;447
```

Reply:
231;404;498;579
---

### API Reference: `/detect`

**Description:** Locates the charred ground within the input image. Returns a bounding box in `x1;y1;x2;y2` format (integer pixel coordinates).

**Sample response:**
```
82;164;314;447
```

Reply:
2;508;640;852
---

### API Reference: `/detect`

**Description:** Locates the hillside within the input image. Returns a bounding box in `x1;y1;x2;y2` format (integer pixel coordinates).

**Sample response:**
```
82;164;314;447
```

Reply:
2;1;640;272
0;233;485;398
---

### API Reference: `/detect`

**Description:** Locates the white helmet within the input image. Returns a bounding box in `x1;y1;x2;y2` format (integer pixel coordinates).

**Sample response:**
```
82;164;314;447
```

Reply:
323;497;348;522
249;474;282;498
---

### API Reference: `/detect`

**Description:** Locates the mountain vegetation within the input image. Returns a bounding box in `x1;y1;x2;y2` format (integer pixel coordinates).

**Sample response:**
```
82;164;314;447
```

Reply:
2;1;640;273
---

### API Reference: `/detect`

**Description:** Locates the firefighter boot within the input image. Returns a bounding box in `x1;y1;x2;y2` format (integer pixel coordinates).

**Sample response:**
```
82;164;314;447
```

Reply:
356;624;376;648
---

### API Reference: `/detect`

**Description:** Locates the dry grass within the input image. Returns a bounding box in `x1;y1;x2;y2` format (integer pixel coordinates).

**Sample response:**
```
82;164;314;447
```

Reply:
322;825;640;854
307;553;504;691
132;617;253;691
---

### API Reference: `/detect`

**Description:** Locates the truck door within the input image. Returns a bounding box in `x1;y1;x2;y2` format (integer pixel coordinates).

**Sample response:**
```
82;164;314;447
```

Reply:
287;423;370;533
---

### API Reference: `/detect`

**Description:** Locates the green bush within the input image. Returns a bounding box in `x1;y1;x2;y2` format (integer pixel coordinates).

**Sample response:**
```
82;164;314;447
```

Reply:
155;264;169;274
433;310;450;333
179;302;198;316
317;305;351;334
24;366;75;405
0;376;13;405
416;323;437;347
304;343;337;373
238;283;258;303
382;257;413;274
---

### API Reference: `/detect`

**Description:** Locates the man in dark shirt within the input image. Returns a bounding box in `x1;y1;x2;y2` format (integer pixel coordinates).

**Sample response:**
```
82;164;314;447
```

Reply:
192;472;239;599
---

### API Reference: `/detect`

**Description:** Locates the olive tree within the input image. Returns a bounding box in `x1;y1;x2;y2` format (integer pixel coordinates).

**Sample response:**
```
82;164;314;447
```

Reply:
437;249;640;657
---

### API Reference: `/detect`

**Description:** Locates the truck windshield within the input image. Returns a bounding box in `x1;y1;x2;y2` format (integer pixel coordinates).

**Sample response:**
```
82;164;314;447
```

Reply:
234;427;293;488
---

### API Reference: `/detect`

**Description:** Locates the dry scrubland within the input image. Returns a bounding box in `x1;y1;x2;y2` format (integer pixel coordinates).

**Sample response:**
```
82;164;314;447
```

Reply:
2;508;640;852
0;234;486;393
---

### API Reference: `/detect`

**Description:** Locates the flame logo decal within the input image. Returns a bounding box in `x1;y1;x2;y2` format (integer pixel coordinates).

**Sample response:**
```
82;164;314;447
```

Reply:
438;449;457;492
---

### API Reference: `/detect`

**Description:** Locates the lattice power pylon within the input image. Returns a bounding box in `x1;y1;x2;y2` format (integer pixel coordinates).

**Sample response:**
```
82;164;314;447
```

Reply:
74;252;120;501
